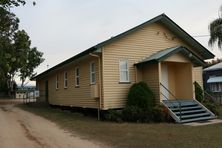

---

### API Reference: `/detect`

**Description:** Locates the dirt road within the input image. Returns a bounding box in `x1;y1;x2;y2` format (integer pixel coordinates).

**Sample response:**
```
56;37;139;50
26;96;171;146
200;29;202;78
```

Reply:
0;101;105;148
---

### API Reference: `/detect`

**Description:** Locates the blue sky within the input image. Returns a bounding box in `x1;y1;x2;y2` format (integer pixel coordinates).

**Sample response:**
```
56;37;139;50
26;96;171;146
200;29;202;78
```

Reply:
13;0;222;84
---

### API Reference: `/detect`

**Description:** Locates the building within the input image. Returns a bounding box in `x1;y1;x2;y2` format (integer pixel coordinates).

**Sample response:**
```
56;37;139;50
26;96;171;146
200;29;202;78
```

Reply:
203;62;222;104
16;86;36;99
32;14;216;123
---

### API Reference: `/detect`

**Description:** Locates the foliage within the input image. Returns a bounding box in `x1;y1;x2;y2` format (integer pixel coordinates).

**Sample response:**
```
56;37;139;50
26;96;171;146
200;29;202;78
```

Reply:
209;5;222;49
122;106;152;122
127;81;155;109
194;82;219;116
0;80;9;93
152;105;166;122
105;105;166;123
104;110;122;122
105;82;166;123
203;99;219;116
206;58;222;66
194;81;204;102
0;0;44;93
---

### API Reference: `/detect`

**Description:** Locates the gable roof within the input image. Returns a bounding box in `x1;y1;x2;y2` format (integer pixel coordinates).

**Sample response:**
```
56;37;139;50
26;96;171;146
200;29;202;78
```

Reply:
135;46;206;67
32;13;214;80
204;62;222;71
95;14;214;60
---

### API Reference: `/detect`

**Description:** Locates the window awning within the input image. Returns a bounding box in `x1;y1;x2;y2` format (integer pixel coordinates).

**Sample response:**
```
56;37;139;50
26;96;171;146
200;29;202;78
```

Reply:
207;76;222;83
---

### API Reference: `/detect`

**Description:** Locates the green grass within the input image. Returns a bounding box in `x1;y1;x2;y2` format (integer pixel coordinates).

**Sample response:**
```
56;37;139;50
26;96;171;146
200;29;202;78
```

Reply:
19;103;222;148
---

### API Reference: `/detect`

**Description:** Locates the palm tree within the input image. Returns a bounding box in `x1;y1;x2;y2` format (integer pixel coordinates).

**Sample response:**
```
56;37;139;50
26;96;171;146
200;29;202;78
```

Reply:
209;6;222;49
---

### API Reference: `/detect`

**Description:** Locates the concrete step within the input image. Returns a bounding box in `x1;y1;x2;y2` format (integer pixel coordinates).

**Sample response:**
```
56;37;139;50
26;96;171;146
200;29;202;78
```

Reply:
180;116;216;123
162;99;217;123
174;109;206;115
180;112;210;120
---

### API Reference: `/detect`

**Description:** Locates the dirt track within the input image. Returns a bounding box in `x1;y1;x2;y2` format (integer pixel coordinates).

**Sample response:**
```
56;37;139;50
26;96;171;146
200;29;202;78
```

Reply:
0;100;104;148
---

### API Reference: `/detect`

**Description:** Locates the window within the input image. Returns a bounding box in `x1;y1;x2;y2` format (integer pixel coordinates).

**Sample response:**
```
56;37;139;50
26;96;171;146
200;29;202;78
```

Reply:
56;75;59;89
90;62;96;84
64;72;68;88
119;59;129;82
210;83;222;92
75;67;80;87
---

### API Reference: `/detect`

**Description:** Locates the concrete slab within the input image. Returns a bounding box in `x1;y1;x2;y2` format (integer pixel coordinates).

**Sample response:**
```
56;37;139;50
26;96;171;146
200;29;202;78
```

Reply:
183;119;222;126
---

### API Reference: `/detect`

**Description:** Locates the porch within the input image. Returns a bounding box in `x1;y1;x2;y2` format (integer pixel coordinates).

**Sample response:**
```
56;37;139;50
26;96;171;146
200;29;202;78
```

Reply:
135;46;216;123
135;46;205;102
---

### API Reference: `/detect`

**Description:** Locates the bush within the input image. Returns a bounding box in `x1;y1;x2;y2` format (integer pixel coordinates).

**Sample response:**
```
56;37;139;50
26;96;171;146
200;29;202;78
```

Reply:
194;81;204;102
193;81;219;116
105;82;166;123
121;105;167;123
104;109;122;122
0;80;9;94
121;106;152;122
152;105;165;122
127;82;155;109
203;100;219;116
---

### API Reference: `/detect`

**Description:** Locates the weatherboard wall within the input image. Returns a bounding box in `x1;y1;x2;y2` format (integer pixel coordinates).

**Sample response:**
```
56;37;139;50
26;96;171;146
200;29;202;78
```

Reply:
37;79;46;102
102;22;204;109
37;56;102;109
193;67;203;88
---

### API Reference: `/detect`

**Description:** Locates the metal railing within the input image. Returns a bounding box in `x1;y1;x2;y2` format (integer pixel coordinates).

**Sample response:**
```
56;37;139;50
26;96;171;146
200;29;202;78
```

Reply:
160;82;182;121
204;91;222;105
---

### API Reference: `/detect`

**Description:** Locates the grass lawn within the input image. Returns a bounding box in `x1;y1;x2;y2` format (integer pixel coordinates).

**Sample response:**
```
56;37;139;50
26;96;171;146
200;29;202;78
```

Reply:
19;103;222;148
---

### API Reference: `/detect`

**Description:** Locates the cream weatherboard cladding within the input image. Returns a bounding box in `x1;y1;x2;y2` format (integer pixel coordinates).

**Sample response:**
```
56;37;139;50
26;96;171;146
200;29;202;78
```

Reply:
37;56;100;109
193;67;203;88
102;22;204;109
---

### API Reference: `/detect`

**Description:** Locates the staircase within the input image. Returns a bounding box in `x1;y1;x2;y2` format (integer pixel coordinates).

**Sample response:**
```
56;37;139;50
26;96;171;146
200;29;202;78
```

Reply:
162;100;216;123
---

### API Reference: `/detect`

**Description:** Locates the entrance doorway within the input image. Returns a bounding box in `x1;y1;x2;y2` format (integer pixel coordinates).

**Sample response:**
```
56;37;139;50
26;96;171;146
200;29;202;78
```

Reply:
160;62;194;101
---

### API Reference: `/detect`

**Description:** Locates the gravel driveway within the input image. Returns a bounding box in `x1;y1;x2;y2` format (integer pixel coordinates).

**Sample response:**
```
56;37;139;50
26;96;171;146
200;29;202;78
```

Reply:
0;99;103;148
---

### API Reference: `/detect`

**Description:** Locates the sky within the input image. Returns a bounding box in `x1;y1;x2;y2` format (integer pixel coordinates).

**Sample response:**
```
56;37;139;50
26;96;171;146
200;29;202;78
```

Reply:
13;0;222;85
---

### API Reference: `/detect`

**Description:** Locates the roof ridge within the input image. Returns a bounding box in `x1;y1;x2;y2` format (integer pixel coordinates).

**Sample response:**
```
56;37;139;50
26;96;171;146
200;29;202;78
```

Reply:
33;14;213;80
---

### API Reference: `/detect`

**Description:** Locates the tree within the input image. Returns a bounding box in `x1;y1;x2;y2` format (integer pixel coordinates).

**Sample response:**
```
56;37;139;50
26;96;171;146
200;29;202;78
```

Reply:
0;0;44;96
209;5;222;49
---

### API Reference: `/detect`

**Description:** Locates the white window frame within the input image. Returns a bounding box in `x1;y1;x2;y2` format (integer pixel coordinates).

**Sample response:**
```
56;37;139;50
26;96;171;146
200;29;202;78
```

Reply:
64;72;68;88
119;59;129;82
210;83;222;92
75;67;80;87
90;62;96;84
56;75;59;89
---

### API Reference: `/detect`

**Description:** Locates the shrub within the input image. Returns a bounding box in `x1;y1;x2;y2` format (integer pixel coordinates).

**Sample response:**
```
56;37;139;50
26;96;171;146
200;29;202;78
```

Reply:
104;109;122;122
203;100;219;116
193;81;219;116
0;80;9;94
127;81;155;109
104;82;166;123
152;105;165;122
122;106;152;122
194;81;204;102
